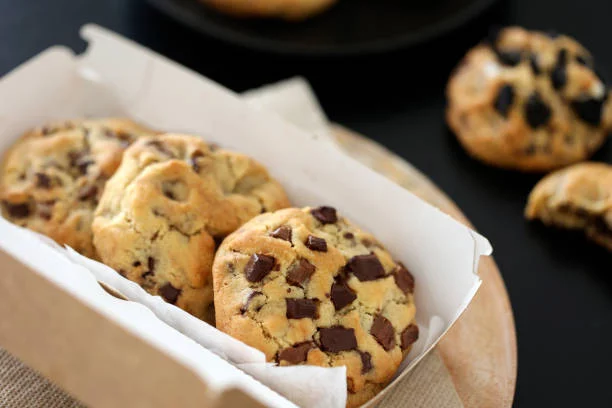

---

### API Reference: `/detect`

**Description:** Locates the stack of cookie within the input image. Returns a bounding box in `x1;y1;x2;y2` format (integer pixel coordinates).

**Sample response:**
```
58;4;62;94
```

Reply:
447;26;612;250
0;119;419;407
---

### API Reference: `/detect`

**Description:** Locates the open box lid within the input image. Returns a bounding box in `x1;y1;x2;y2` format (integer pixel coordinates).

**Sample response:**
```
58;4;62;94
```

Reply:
0;25;492;408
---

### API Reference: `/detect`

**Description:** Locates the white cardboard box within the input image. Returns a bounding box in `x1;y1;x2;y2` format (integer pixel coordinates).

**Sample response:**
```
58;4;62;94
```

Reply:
0;25;491;408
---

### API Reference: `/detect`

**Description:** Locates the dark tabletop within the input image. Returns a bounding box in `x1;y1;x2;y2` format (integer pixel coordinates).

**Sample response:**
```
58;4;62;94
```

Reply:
1;0;611;406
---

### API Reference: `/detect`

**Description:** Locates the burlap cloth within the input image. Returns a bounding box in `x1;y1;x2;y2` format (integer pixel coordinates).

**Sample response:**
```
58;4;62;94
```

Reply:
0;347;462;407
0;78;464;407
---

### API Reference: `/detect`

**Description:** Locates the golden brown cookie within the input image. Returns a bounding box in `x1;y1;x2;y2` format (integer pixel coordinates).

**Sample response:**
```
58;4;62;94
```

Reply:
200;0;337;20
93;134;290;322
447;27;612;172
213;207;418;408
525;162;612;250
0;118;154;258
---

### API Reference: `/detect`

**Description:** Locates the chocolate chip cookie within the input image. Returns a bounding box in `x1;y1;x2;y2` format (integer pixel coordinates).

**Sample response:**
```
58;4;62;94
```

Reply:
213;207;418;407
526;162;612;250
93;134;290;322
201;0;337;20
447;26;612;171
0;118;154;258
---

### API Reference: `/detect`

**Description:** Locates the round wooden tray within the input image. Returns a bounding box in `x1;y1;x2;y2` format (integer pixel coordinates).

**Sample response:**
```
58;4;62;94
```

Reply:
332;125;517;408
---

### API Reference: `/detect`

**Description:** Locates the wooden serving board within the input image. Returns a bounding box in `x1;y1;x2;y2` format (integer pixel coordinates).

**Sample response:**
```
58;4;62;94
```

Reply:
332;125;518;408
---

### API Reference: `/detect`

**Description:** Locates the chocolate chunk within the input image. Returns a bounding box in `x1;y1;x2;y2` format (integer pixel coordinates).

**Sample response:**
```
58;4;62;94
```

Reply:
147;257;156;275
494;84;514;118
358;351;372;374
68;152;94;175
401;324;420;350
529;55;541;75
551;65;567;90
370;314;396;351
330;277;356;310
286;258;315;287
496;50;522;67
77;185;98;201
346;254;385;281
147;140;174;157
343;232;354;240
524;92;552;129
278;342;315;364
3;202;30;218
270;225;292;242
571;97;605;126
393;263;415;294
190;150;205;173
575;54;591;67
159;282;181;304
240;291;263;314
305;235;327;252
133;261;142;267
244;254;276;282
311;206;337;224
551;49;568;90
286;298;319;319
318;326;357;353
35;173;51;189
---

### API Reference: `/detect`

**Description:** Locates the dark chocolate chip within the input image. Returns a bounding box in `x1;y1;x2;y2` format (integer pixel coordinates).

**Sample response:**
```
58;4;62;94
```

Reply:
244;254;276;282
77;185;98;201
551;49;568;90
142;270;153;279
278;342;315;364
147;140;174;157
305;235;327;252
286;258;315;288
163;189;176;201
571;97;605;126
311;206;337;224
524;92;552;129
318;326;357;353
270;225;292;242
35;173;52;189
68;152;94;175
3;201;30;218
370;314;396;351
240;291;263;314
346;254;385;281
190;150;205;173
343;232;354;240
494;84;515;118
496;50;522;67
529;55;541;75
133;261;142;267
358;351;372;374
330;277;356;311
575;55;592;67
401;324;420;350
147;257;156;275
393;263;415;294
159;282;181;304
286;298;319;319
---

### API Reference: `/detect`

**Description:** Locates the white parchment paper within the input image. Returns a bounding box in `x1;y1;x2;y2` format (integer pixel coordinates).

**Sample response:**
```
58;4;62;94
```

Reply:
0;25;492;408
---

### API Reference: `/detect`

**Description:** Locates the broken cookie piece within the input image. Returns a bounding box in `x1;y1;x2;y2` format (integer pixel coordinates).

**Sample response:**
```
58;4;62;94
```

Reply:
525;162;612;250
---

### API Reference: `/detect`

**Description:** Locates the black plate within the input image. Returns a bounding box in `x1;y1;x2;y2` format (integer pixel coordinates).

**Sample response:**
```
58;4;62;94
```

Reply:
146;0;499;57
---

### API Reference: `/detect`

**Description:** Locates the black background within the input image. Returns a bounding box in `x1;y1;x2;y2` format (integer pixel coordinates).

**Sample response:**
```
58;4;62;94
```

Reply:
1;0;611;406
